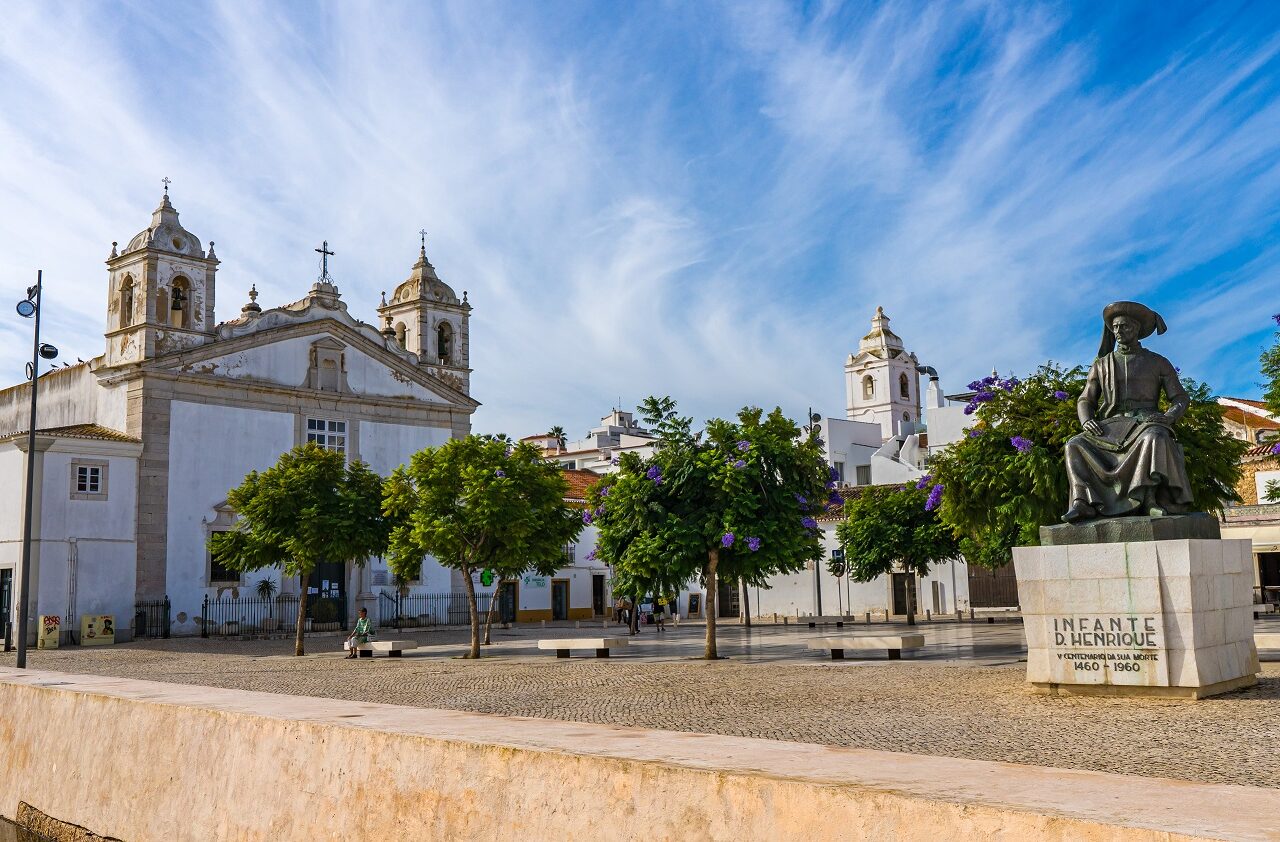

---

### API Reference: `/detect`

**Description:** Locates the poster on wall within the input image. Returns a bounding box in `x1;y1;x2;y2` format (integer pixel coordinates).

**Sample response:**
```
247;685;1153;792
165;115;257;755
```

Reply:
687;593;701;617
80;615;116;646
37;615;60;649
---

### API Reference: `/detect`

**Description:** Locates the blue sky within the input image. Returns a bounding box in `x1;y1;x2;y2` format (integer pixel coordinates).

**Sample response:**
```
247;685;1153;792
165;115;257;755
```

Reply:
1;0;1278;438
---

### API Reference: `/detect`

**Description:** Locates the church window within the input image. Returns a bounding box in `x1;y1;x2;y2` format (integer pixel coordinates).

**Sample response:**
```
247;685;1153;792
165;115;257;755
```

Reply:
70;460;109;500
437;321;454;364
862;375;875;400
170;276;192;329
208;533;240;585
119;277;135;328
395;322;407;350
307;418;347;453
899;373;910;399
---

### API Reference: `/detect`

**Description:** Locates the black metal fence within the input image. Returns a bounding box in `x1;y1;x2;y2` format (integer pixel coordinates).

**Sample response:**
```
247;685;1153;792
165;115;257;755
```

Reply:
199;593;349;637
134;597;171;639
377;591;492;629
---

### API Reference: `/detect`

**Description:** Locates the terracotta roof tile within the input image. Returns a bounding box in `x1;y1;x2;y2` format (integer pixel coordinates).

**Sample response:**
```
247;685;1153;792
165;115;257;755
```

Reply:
1;423;139;444
561;468;603;503
1223;407;1280;430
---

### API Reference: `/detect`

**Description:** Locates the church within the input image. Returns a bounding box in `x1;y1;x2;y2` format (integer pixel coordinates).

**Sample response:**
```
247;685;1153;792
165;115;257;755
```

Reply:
0;189;478;642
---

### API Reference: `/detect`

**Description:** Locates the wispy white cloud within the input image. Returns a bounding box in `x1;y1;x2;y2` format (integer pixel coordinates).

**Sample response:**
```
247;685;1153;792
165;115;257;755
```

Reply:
0;0;1277;440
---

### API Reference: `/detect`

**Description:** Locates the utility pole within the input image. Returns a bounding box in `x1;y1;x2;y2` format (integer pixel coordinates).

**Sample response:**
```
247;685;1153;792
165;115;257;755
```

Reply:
15;272;57;668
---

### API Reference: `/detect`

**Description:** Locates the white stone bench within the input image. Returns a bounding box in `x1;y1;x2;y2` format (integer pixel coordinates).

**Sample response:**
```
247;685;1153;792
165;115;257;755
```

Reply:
1255;633;1280;650
355;640;417;658
807;635;925;661
537;638;629;659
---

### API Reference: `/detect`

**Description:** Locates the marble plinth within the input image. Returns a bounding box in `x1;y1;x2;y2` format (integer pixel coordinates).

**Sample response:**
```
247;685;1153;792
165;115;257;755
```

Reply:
1013;538;1259;699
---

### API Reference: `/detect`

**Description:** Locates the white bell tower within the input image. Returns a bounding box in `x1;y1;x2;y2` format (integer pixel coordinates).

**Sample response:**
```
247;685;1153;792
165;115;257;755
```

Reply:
103;184;217;367
845;306;921;440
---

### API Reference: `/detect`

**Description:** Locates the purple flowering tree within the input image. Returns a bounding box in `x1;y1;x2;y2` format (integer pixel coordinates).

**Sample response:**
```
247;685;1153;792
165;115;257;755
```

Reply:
1262;315;1280;418
383;435;582;658
587;397;829;658
930;363;1245;569
834;483;958;625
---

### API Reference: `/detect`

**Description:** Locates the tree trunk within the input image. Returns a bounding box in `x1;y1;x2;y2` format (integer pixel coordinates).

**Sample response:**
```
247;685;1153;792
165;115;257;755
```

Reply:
704;549;719;659
482;581;501;645
294;572;309;657
629;592;639;636
462;565;481;658
740;577;751;628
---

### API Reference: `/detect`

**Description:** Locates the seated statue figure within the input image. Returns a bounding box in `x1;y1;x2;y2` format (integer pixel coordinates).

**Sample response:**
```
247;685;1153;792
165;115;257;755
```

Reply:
1062;301;1193;523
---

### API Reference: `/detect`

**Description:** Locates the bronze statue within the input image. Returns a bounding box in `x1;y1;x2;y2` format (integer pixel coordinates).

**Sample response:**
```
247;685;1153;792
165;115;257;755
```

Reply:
1062;301;1193;523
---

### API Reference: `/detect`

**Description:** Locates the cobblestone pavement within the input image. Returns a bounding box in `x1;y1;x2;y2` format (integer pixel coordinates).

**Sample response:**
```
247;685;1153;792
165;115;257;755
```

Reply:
6;620;1280;788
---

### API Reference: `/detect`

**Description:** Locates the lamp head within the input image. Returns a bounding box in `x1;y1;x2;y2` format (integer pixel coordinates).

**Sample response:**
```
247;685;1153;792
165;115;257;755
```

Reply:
38;343;58;360
16;299;35;318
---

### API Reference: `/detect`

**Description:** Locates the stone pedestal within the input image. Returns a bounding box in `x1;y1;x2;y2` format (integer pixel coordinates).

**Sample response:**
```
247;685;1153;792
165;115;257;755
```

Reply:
1013;538;1259;699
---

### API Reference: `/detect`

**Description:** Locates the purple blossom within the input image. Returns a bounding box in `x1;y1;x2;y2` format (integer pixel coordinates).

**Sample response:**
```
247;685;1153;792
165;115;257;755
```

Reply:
829;466;841;482
915;474;932;490
733;459;747;469
1273;313;1280;325
1053;390;1069;401
801;516;818;529
736;440;751;452
996;378;1019;392
746;537;761;552
963;404;976;416
609;456;620;466
494;469;506;477
981;375;998;387
599;487;610;497
645;465;663;485
582;509;593;525
721;532;735;548
925;484;944;512
973;391;996;403
1271;443;1280;456
585;549;597;560
828;491;843;506
967;428;983;438
966;379;983;391
794;494;808;505
594;505;606;518
1010;436;1034;454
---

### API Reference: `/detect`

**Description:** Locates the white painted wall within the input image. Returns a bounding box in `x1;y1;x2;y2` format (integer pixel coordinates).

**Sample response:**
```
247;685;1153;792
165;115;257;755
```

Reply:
1256;470;1280;503
358;420;451;476
198;336;453;403
165;400;295;624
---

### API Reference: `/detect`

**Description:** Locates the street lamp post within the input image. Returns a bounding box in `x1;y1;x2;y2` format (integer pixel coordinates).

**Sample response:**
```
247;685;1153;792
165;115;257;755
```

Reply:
14;272;58;668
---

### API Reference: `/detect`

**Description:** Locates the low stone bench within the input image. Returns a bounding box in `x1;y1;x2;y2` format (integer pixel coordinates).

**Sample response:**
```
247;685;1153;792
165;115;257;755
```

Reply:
807;634;925;660
537;638;628;659
1255;633;1280;650
355;640;417;658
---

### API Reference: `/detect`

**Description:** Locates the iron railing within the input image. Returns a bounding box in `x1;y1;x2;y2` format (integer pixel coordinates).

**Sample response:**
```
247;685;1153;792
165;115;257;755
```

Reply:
377;591;491;630
134;597;171;639
200;593;349;637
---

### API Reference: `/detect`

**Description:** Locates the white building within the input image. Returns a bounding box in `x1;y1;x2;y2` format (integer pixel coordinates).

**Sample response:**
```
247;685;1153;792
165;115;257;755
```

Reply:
0;190;478;642
535;409;659;473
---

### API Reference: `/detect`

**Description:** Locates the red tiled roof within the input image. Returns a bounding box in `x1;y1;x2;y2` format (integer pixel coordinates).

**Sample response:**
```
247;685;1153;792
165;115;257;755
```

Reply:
1234;398;1273;412
816;483;910;521
1223;407;1280;431
562;468;603;503
1;423;139;444
1245;441;1280;460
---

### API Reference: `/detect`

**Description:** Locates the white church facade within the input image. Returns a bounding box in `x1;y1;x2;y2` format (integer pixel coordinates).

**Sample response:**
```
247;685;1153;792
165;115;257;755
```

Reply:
0;191;478;642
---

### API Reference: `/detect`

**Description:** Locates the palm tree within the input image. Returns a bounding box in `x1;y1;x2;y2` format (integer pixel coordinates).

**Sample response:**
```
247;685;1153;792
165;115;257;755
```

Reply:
548;425;567;451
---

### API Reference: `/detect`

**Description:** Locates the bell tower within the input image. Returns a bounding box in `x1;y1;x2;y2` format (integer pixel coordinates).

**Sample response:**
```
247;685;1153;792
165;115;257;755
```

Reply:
103;184;218;367
377;233;472;395
845;306;921;440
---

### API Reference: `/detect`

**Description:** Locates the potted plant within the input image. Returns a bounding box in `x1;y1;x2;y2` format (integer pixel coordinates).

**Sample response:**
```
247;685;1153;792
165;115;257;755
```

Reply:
257;578;279;631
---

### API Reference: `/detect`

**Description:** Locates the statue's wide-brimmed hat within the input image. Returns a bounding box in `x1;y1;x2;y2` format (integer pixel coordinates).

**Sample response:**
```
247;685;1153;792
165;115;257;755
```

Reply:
1098;301;1167;356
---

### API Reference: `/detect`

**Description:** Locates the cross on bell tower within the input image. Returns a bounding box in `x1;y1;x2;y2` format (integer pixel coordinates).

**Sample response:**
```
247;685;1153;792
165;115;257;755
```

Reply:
315;240;334;282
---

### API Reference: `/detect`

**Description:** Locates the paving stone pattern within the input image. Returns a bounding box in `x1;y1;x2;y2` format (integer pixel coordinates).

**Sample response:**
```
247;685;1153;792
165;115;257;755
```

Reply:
6;622;1280;788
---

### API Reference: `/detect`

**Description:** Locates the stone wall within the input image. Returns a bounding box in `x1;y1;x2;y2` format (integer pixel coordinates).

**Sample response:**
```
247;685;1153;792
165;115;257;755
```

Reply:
1237;456;1280;505
1;669;1277;841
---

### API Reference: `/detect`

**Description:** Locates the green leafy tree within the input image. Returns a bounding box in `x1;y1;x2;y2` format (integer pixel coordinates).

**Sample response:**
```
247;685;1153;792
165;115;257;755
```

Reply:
383;435;581;658
1262;315;1280;417
588;398;830;659
209;443;390;656
834;484;959;625
929;364;1247;568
